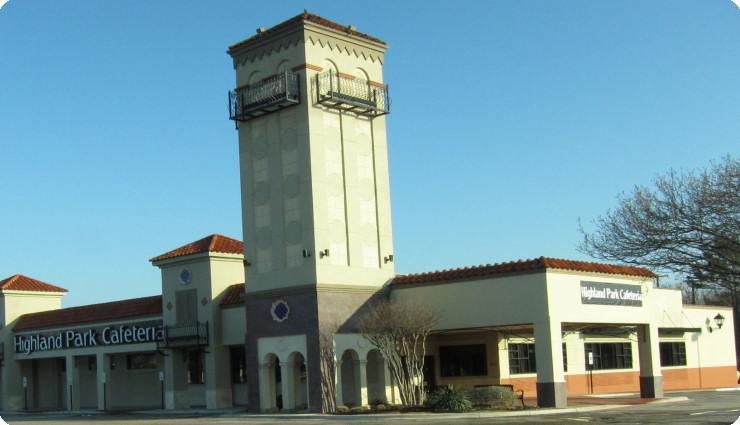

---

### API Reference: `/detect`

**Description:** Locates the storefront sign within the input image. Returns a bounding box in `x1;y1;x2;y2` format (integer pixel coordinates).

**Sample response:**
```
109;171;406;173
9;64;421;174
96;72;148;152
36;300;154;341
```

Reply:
14;322;163;355
580;281;643;307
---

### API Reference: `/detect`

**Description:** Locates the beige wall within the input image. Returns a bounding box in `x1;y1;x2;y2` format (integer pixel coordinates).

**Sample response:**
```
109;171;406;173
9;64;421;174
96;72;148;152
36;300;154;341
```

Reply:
391;272;549;330
221;306;246;346
234;24;394;294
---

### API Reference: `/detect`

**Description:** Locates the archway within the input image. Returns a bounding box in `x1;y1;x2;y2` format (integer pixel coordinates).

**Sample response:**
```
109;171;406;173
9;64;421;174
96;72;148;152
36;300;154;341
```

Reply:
366;349;387;404
340;349;361;407
286;352;308;411
259;353;281;411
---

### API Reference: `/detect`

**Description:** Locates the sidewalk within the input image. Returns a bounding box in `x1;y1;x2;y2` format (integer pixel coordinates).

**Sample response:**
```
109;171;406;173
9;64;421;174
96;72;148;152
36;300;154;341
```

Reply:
0;395;689;421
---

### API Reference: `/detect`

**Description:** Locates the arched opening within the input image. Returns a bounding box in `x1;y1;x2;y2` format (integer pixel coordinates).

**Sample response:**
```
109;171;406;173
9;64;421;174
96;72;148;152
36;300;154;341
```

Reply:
287;352;308;411
366;349;387;404
260;353;281;411
340;349;361;407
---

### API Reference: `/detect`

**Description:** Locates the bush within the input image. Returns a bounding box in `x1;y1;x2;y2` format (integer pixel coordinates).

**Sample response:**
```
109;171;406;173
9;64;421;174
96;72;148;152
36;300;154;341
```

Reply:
469;386;516;409
426;386;473;413
336;406;350;414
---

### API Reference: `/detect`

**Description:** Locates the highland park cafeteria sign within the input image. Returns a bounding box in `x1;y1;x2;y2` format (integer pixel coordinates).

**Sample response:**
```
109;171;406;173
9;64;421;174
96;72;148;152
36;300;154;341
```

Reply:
15;322;163;355
580;281;643;307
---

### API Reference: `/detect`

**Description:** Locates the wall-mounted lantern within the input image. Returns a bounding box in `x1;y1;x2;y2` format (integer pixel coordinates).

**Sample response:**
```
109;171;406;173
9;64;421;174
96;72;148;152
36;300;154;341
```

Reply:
707;313;725;333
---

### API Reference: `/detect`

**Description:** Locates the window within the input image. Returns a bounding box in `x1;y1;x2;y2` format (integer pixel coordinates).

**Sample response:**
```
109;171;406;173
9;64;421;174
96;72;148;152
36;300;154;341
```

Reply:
127;353;158;370
230;346;246;384
660;342;687;366
440;344;487;377
508;343;536;374
584;343;632;370
187;351;205;384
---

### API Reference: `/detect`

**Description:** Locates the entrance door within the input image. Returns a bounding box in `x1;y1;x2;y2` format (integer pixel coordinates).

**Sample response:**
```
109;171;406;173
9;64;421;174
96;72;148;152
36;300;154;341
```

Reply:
423;355;436;392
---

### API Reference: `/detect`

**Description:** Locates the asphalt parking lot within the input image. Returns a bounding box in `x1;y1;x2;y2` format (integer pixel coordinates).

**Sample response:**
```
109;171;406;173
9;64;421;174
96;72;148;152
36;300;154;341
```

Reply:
2;390;739;424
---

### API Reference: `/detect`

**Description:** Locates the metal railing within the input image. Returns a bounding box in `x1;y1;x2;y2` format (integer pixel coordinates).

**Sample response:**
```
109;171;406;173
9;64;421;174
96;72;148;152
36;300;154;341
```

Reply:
229;71;300;122
160;321;209;348
315;71;390;116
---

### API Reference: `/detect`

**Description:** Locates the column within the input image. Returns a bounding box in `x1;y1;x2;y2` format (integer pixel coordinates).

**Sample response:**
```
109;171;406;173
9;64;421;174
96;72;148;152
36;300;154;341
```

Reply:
258;363;275;411
637;324;664;399
95;353;110;410
533;320;567;408
383;363;395;404
334;359;344;407
65;355;79;411
280;361;295;411
164;350;189;409
205;345;233;409
358;359;368;406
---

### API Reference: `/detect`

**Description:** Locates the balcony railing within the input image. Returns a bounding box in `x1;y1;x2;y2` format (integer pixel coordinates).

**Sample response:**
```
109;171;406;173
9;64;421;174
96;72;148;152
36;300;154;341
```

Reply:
158;321;209;349
229;71;300;124
315;71;390;117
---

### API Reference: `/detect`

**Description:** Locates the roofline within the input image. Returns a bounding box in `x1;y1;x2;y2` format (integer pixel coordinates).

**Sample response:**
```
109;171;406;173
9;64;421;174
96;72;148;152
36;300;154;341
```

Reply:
1;289;68;296
228;12;387;57
151;251;244;267
14;313;163;333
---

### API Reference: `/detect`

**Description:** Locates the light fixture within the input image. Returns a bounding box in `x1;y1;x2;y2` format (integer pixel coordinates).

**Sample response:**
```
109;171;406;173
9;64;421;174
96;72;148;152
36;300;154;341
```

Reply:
714;313;725;329
708;313;725;333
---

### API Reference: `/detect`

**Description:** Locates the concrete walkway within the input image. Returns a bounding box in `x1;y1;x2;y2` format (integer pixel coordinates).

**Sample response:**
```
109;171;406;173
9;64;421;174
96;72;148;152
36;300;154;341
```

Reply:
0;395;690;421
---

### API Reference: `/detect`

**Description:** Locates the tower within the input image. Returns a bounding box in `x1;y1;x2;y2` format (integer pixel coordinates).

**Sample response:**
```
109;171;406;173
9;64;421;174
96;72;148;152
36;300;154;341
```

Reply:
227;13;394;412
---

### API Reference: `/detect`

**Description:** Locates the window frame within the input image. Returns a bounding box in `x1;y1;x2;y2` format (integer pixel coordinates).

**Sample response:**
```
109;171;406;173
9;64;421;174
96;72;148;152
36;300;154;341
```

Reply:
508;343;537;375
584;342;633;370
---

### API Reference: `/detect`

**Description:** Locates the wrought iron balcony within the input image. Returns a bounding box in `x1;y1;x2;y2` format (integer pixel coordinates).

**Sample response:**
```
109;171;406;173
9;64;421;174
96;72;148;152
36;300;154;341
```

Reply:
158;321;209;349
315;71;390;117
229;71;300;123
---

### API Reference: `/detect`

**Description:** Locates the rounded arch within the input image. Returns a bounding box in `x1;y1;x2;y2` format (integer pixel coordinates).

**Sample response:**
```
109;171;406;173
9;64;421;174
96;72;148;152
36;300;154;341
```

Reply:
340;349;361;407
260;353;281;411
276;59;292;74
366;349;387;404
286;351;308;410
321;58;338;73
352;67;370;81
247;70;263;85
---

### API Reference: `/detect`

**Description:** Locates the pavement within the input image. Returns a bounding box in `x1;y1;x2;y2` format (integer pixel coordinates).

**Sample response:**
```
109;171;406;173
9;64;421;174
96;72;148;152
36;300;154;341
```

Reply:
1;388;739;424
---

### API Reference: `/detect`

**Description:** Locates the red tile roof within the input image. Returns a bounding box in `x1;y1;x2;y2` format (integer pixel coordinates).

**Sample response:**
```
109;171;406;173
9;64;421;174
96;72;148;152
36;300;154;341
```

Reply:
229;12;386;54
220;283;246;307
150;234;243;263
392;257;655;287
0;275;68;293
14;295;163;331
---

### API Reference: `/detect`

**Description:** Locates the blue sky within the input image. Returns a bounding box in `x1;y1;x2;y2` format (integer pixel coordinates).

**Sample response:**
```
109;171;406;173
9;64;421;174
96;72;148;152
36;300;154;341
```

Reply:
1;1;738;308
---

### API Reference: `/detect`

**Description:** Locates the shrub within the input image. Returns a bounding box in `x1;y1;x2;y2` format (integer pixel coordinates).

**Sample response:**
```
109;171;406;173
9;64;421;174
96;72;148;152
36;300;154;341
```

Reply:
426;386;473;413
469;386;516;409
336;406;350;414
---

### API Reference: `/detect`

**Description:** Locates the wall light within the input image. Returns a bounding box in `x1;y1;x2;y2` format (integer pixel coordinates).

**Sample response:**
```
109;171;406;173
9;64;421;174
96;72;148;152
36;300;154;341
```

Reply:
707;313;725;333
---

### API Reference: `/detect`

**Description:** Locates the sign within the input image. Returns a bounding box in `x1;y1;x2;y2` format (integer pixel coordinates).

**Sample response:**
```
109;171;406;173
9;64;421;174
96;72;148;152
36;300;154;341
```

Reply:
22;377;27;388
580;281;643;307
14;322;163;355
587;352;594;366
159;371;165;382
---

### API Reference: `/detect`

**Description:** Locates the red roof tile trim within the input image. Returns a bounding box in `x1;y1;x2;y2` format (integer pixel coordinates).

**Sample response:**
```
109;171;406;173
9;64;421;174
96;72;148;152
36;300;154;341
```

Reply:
150;234;243;263
229;12;386;54
0;275;68;293
392;257;655;287
220;283;246;307
14;295;163;331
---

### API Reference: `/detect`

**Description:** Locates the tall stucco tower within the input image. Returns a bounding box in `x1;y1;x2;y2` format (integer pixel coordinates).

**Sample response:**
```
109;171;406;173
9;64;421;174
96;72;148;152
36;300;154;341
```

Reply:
227;13;394;412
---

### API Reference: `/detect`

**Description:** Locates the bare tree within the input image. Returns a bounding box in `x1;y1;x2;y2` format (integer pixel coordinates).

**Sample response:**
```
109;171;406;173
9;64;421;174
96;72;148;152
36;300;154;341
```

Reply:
319;323;338;413
358;299;439;407
579;156;739;358
579;156;738;279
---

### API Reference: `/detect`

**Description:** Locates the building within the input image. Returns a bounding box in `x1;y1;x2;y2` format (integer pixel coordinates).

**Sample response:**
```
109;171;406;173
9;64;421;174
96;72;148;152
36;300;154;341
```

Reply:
1;12;737;413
